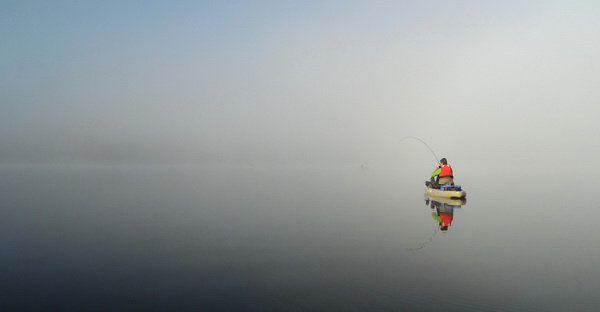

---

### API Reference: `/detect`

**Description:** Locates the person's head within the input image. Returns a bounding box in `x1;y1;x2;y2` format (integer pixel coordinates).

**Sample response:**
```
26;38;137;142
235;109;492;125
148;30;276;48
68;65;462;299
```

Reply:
440;225;449;231
440;158;447;165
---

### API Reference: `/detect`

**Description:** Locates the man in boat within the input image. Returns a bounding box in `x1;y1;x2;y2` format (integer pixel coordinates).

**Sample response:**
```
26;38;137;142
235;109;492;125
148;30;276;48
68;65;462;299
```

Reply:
431;158;454;186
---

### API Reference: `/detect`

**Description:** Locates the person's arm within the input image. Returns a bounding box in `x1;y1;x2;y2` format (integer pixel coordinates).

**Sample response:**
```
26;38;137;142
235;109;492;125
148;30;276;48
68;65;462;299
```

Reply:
431;167;441;177
431;212;442;223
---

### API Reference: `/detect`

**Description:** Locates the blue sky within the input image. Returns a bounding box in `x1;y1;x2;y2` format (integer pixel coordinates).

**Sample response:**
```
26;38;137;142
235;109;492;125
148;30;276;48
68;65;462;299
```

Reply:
2;1;600;166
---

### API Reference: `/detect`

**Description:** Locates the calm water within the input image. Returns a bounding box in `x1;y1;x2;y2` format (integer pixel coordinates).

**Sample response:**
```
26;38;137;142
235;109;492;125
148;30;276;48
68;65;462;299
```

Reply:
2;164;599;311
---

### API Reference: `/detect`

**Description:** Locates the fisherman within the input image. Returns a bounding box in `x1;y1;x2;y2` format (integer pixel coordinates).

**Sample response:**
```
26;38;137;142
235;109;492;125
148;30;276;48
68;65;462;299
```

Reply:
431;158;454;186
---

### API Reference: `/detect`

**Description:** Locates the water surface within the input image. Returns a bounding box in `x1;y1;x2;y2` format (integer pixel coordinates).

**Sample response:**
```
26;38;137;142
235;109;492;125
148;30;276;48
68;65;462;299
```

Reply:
2;164;598;311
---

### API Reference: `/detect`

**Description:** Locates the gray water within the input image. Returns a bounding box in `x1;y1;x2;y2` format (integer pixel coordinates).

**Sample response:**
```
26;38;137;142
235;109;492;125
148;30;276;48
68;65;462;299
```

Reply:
2;164;599;311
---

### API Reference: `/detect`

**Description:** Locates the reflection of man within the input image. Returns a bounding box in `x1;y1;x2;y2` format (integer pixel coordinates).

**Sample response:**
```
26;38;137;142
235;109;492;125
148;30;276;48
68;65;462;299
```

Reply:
426;199;455;232
437;207;454;231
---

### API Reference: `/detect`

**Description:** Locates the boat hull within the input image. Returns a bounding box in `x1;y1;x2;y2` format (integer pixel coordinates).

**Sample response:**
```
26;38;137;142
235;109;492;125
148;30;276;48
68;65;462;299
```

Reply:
425;186;466;199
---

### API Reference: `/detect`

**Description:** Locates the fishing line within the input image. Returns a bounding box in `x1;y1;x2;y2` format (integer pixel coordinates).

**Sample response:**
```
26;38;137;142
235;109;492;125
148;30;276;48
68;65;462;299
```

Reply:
399;136;439;164
406;227;439;252
400;137;443;252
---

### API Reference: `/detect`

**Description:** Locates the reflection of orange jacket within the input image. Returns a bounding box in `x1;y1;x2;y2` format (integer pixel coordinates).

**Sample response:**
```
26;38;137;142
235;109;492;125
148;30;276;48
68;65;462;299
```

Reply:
439;212;453;227
439;164;453;177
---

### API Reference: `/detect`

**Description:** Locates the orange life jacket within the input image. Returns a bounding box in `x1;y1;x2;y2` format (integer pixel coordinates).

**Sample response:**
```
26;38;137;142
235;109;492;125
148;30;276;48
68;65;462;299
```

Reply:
439;164;453;177
440;212;453;227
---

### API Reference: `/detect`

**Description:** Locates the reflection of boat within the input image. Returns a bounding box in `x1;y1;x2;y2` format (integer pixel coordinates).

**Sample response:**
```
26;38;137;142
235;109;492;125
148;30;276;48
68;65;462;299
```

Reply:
424;181;466;199
424;196;466;207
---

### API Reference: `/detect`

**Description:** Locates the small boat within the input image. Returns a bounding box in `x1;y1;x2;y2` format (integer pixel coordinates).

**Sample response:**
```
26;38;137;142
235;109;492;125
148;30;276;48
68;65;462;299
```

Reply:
424;181;466;199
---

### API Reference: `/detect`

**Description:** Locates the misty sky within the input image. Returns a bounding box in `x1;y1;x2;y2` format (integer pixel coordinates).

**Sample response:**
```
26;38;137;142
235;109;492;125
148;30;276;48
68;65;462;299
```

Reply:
2;1;600;167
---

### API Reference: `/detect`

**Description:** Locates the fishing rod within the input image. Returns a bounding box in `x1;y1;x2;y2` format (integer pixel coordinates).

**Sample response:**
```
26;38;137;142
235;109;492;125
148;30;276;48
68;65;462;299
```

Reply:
401;136;440;252
399;136;439;164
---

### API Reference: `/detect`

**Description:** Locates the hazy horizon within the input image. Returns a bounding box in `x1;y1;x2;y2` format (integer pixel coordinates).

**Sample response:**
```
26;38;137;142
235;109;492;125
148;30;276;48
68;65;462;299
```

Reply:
3;1;600;169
